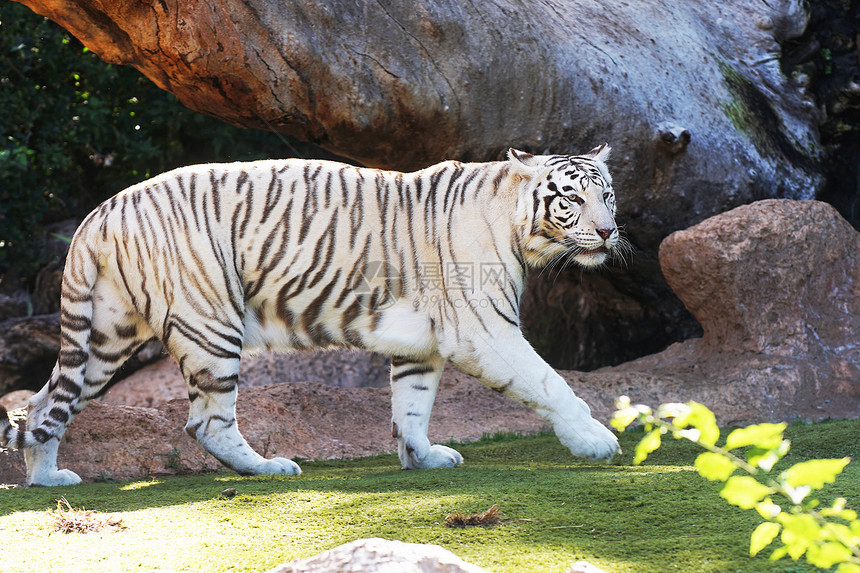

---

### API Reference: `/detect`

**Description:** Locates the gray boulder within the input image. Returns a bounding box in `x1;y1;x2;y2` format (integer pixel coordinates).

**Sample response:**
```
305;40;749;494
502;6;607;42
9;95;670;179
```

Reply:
265;538;489;573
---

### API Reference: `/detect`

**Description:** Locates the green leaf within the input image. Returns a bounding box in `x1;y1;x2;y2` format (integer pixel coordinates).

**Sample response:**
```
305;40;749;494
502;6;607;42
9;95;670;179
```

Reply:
838;509;857;521
610;408;638;432
821;498;858;521
824;523;855;546
633;429;662;465
769;545;789;561
750;521;781;555
781;458;850;490
806;541;854;568
656;402;690;419
746;443;788;472
611;398;651;432
783;484;812;505
755;498;781;520
778;513;819;560
750;450;777;471
725;423;787;451
675;401;720;447
787;539;808;560
695;452;737;481
720;476;774;509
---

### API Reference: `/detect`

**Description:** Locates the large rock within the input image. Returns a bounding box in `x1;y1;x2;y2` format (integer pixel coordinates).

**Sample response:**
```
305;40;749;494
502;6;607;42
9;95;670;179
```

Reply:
659;199;858;357
0;390;34;411
15;0;823;370
0;294;28;323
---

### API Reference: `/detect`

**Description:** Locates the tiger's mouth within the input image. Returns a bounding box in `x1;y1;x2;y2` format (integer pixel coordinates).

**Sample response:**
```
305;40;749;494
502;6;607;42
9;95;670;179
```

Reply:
573;246;610;268
577;246;608;256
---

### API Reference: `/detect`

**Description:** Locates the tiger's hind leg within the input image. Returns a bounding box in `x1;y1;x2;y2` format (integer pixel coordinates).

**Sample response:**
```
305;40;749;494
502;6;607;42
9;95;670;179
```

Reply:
25;279;153;486
390;354;463;469
24;364;83;486
169;337;300;476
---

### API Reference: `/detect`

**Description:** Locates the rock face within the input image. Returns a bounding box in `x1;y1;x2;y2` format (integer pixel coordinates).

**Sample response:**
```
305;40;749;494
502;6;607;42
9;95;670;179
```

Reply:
266;538;489;573
14;0;823;370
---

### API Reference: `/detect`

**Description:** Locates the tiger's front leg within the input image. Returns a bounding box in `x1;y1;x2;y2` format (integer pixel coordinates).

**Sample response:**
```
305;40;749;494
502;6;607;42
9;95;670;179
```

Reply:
451;327;620;461
390;354;463;469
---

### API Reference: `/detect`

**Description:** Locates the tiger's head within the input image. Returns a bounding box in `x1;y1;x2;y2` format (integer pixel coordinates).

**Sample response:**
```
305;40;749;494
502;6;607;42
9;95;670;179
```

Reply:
510;144;622;269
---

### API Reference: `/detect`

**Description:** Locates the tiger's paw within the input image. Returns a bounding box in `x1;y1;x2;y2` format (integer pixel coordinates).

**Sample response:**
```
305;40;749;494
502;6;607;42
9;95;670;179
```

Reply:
28;468;82;487
560;418;620;461
254;457;302;476
401;444;464;470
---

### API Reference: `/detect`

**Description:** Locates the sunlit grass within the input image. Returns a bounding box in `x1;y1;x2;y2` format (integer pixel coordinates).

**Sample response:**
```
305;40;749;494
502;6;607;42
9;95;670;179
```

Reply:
1;420;857;572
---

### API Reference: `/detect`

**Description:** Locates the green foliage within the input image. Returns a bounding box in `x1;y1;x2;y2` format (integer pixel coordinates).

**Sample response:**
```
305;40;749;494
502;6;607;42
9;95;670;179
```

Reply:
695;452;736;480
0;4;300;278
612;396;860;570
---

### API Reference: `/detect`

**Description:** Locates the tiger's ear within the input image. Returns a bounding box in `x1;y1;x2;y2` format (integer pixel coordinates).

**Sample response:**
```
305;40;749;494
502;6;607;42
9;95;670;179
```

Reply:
584;143;611;163
508;148;542;170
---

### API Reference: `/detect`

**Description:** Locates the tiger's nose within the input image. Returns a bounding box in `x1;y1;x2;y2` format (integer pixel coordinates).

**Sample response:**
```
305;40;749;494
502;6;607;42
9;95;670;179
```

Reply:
596;228;615;240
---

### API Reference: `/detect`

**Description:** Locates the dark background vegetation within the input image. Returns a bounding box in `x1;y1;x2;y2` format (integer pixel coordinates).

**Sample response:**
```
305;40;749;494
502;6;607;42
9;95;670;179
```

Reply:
786;0;860;230
0;2;319;287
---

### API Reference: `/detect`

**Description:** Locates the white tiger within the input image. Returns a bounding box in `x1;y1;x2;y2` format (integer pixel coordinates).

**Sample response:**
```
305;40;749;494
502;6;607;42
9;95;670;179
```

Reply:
0;145;623;486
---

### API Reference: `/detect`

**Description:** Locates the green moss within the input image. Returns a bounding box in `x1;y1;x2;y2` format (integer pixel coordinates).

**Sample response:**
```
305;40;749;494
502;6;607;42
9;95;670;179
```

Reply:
3;421;857;572
717;60;816;171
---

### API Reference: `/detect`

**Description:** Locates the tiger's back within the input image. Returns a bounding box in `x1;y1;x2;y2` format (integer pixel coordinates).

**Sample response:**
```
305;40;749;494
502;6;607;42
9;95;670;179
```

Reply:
1;147;623;486
87;158;520;358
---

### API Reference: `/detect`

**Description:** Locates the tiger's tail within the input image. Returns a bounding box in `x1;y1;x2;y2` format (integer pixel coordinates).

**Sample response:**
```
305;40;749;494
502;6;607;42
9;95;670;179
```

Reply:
0;227;99;451
0;405;15;448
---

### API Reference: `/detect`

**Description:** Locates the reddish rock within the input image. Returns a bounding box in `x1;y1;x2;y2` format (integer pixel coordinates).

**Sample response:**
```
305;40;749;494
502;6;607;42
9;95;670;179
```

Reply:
659;199;860;357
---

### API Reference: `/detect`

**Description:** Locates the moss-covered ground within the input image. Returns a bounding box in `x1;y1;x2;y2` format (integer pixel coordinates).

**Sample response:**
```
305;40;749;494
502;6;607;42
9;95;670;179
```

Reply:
1;419;858;572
